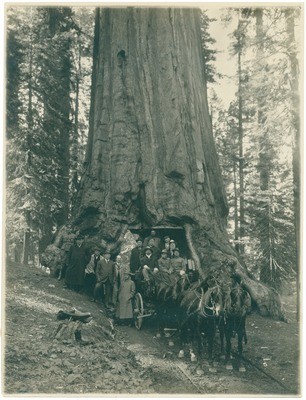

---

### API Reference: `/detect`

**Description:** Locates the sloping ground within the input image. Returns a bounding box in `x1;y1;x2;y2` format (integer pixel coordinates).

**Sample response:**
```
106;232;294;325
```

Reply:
4;263;300;395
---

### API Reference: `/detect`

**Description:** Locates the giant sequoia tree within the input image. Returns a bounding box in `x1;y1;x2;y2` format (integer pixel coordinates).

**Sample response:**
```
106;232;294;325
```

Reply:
63;8;285;319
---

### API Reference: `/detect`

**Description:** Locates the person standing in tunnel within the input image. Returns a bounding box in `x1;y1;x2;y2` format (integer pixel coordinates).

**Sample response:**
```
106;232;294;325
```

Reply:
143;229;161;250
129;238;143;274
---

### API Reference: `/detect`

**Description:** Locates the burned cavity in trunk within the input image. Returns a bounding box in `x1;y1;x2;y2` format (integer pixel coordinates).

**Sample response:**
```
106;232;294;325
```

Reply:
130;226;191;259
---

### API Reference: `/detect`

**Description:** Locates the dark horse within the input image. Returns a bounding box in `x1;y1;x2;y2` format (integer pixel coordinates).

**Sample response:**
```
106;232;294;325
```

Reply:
176;283;223;366
219;283;251;371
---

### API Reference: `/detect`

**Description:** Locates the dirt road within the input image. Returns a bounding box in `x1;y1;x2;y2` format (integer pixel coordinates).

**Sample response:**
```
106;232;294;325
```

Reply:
4;263;300;395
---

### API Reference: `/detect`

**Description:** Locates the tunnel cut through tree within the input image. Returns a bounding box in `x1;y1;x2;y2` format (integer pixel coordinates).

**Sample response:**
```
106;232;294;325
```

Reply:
58;7;285;320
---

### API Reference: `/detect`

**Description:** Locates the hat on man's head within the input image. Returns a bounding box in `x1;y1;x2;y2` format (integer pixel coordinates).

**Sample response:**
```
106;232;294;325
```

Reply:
161;249;168;254
145;246;153;253
174;248;180;253
93;246;100;252
136;237;143;242
164;235;170;240
104;249;111;255
170;239;175;244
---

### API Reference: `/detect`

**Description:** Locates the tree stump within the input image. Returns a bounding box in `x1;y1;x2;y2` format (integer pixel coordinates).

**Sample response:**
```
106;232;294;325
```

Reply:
53;320;82;342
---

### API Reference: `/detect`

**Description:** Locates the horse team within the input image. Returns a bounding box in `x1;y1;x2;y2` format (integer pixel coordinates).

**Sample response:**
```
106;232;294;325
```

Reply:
144;268;252;371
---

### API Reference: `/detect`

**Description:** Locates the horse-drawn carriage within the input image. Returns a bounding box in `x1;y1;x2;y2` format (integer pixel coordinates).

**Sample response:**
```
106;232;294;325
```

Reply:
132;266;252;370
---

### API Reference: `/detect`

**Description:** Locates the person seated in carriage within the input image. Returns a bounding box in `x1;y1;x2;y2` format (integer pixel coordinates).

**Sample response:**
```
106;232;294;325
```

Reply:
163;235;171;252
168;239;177;259
157;249;171;273
147;237;161;260
169;248;186;274
141;246;159;281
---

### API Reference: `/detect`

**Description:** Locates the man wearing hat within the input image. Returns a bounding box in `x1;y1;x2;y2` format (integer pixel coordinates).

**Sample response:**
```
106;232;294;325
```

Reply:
168;239;176;259
64;235;90;292
169;248;186;273
129;237;143;274
147;237;161;260
158;249;171;273
163;235;171;252
84;246;101;300
140;246;159;280
94;250;115;308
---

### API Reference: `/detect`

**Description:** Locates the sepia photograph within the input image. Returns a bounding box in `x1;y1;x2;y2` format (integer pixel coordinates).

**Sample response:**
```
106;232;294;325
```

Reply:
3;1;302;396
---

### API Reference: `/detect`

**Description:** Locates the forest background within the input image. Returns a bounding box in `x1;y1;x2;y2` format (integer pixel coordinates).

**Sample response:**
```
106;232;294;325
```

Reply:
4;3;302;297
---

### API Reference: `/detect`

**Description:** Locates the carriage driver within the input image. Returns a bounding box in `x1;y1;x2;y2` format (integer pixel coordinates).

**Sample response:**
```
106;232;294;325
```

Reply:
169;248;186;274
141;246;159;281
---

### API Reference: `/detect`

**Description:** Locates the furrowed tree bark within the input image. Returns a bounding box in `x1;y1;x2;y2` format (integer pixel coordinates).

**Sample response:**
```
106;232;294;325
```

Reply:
67;8;284;320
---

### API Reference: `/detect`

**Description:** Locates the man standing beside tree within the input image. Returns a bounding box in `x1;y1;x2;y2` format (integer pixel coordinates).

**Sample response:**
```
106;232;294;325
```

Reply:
64;235;90;292
84;247;101;301
94;250;115;309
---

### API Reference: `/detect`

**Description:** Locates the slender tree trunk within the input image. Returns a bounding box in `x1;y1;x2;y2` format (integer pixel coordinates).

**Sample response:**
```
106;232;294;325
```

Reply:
233;158;239;252
71;33;81;202
254;9;273;285
237;22;245;254
57;41;71;224
285;9;300;321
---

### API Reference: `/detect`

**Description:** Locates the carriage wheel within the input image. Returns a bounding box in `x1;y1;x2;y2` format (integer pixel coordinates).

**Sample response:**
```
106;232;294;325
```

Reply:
134;292;144;330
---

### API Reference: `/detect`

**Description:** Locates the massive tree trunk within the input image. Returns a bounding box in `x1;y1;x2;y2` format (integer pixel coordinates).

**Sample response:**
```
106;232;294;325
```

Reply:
69;8;284;320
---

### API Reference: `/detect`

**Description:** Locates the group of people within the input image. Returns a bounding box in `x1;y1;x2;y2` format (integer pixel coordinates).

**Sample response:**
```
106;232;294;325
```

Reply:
62;230;192;325
130;230;188;279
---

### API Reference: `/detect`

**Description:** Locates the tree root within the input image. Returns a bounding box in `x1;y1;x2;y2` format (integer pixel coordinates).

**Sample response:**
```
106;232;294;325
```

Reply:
184;223;202;277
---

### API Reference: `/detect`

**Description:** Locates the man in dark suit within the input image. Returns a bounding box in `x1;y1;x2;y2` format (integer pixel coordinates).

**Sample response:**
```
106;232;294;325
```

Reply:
141;246;159;280
84;247;101;300
147;238;161;260
64;235;90;292
129;238;143;274
94;250;115;308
